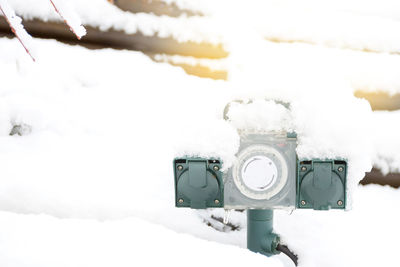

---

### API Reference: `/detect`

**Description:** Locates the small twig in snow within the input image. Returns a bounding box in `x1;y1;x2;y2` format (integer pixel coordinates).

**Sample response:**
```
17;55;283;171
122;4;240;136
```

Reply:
0;1;35;61
49;0;86;40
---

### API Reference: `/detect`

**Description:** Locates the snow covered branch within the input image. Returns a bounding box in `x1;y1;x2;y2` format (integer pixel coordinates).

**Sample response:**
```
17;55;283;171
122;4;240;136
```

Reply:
49;0;86;40
0;0;86;60
0;0;35;61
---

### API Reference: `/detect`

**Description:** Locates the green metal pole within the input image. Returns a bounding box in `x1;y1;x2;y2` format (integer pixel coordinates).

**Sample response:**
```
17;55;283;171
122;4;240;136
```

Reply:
247;209;280;256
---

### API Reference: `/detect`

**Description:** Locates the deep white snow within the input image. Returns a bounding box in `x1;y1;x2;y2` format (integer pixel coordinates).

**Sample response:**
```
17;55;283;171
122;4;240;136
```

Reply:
0;36;399;267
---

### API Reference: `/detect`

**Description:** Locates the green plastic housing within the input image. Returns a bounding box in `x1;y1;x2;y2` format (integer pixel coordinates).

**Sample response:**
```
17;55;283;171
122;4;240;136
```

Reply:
173;157;224;209
297;160;347;210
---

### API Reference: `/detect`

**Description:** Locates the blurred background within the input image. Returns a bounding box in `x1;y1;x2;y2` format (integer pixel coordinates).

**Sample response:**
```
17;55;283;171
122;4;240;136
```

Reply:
2;0;397;187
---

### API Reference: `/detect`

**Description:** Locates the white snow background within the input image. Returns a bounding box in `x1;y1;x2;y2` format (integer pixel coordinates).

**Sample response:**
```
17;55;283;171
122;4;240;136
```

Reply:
0;0;400;267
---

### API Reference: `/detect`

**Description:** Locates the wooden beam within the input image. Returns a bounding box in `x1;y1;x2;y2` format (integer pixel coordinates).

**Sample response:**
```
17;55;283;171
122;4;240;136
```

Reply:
114;0;200;17
360;168;400;188
354;90;400;111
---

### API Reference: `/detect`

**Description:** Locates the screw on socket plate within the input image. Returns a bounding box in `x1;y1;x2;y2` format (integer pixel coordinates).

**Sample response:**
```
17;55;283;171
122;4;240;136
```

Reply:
300;200;306;206
301;166;307;172
178;198;184;203
214;199;220;204
213;165;219;171
337;200;343;206
177;165;183;171
338;166;344;172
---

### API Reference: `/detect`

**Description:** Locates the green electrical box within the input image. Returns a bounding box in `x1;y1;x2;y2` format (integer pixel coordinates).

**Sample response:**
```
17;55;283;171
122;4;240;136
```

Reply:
297;160;347;210
174;158;224;209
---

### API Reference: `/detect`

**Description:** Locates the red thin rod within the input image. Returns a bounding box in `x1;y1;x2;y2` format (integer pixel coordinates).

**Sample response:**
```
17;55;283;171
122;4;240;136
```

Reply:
49;0;82;40
0;5;35;61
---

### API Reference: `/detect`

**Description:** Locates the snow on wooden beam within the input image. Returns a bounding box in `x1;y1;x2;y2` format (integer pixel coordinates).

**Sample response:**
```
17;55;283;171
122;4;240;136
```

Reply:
0;17;228;59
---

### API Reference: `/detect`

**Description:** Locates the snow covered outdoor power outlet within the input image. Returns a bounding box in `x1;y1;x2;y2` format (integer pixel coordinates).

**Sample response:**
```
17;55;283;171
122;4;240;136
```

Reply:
297;160;347;210
173;101;348;265
174;158;224;209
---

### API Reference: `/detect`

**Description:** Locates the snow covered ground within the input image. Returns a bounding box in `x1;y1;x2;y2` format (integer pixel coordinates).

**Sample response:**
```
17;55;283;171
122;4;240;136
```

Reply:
0;0;400;266
0;36;399;267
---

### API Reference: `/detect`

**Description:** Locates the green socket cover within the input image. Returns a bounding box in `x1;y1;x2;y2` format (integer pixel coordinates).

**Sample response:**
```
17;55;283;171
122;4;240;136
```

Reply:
174;158;224;209
297;160;347;210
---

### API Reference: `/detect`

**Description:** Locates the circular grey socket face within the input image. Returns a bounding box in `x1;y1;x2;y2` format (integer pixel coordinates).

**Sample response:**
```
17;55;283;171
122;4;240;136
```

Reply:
240;155;278;192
